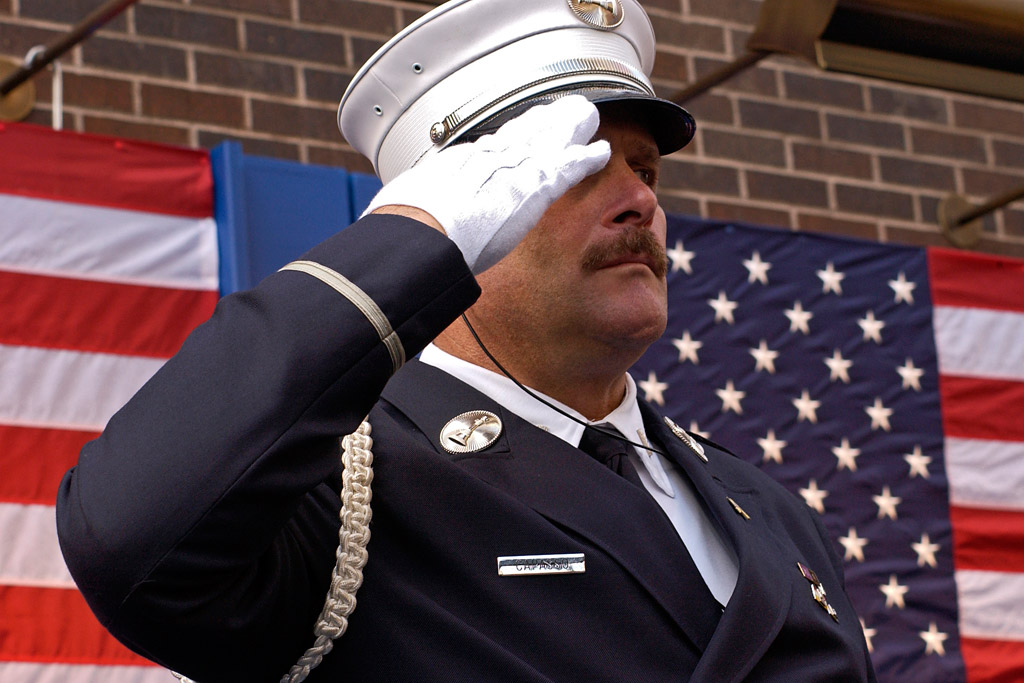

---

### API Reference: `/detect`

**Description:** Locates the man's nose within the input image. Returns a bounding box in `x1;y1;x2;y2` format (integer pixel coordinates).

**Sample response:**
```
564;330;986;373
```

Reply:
602;161;659;230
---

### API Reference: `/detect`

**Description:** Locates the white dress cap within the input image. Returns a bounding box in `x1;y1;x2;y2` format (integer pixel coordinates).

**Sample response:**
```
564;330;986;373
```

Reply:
338;0;695;183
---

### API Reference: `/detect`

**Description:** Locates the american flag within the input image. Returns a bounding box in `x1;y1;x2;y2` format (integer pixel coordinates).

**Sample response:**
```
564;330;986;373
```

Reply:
631;215;1024;682
0;122;218;681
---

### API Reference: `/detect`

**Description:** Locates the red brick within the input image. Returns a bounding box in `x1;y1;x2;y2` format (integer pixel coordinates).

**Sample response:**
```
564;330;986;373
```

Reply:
826;113;904;150
707;201;792;228
962;168;1024;198
886;226;948;249
919;195;998;236
246;21;347;66
660;159;739;195
702;129;785;167
679;92;733;126
650;16;725;53
954;101;1024;136
252;99;339;142
694;57;777;97
308;145;375;174
792;142;872;180
300;0;395;34
643;0;682;10
0;0;11;13
739;100;820;138
689;0;762;24
783;72;864;111
196;52;297;95
351;35;386;67
198;130;300;161
399;7;430;29
869;86;948;124
83;116;191;146
797;212;879;241
135;5;239;50
0;23;64;56
911;127;987;163
81;37;187;79
972;238;1024;260
141;84;245;127
994;140;1024;169
746;170;828;207
193;0;291;19
836;184;914;220
1004;207;1024;238
879;156;956;191
58;72;134;113
22;107;71;129
658;193;701;217
652;50;689;84
304;67;352;104
20;0;128;31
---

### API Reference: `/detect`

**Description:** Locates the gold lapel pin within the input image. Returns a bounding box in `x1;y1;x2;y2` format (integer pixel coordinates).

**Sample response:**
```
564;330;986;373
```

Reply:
798;561;839;622
663;416;708;462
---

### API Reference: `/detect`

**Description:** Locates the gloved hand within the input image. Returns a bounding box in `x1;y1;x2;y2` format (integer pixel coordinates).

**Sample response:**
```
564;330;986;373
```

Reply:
363;95;611;274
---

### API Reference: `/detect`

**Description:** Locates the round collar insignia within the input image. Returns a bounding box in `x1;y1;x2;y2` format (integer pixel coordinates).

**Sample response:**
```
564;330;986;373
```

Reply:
440;410;503;454
567;0;624;29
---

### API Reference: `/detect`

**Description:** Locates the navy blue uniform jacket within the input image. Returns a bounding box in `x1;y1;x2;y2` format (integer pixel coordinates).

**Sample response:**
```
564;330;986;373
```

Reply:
56;214;875;682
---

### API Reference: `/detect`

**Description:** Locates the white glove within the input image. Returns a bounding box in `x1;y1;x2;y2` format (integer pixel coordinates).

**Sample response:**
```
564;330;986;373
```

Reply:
363;95;611;274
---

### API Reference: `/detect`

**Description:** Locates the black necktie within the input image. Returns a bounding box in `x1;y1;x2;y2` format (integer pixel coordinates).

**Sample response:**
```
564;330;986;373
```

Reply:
578;424;645;489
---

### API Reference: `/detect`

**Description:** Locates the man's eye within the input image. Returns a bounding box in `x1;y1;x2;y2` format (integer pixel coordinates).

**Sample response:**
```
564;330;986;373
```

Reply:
635;168;656;186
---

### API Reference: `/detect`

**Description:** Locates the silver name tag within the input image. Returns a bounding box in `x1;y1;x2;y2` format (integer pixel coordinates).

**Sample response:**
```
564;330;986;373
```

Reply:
496;553;586;576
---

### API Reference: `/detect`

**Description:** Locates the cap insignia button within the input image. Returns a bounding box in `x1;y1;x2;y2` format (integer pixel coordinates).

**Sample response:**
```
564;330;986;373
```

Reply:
429;121;448;144
567;0;624;29
441;410;503;454
663;416;708;462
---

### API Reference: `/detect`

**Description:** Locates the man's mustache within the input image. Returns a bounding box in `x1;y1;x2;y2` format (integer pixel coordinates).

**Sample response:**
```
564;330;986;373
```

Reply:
580;226;668;279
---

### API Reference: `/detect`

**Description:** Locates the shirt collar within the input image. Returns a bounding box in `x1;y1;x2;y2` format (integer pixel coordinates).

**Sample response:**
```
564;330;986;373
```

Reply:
418;343;647;449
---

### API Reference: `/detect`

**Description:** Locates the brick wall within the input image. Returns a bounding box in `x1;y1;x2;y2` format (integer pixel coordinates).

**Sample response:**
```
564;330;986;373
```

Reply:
2;0;1023;257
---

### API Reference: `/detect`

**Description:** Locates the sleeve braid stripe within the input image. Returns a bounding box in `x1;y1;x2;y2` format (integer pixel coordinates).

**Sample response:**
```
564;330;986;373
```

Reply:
279;260;405;374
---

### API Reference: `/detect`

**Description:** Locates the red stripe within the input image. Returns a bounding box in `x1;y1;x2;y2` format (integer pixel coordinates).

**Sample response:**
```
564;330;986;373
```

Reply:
1;270;218;358
940;375;1024;442
929;248;1024;314
951;505;1024;573
962;637;1024;683
0;585;154;666
0;425;96;505
0;122;211;218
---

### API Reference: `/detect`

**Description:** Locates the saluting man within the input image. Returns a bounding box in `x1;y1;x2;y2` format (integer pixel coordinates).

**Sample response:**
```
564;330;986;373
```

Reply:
57;0;876;681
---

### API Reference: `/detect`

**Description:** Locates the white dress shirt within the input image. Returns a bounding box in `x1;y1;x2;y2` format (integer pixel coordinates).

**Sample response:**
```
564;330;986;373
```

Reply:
419;343;739;605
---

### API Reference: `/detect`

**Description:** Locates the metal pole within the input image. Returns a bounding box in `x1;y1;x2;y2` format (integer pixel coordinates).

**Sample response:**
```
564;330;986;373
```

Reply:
954;183;1024;227
669;51;772;105
0;0;141;96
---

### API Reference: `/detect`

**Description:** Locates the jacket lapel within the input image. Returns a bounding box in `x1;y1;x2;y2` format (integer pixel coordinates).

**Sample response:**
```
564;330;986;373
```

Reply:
382;360;718;652
641;403;793;683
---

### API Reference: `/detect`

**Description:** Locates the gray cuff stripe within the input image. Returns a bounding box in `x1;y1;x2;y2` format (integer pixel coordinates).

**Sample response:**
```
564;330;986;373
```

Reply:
279;260;405;374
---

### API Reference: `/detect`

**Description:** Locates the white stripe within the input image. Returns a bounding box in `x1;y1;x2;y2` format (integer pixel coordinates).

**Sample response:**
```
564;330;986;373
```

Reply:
0;194;218;290
957;569;1024;641
0;662;171;683
947;437;1024;511
0;344;164;431
934;306;1024;382
0;503;74;588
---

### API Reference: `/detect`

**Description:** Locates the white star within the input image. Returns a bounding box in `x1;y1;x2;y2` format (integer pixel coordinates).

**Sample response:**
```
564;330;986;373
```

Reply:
799;479;828;514
839;527;868;562
858;310;885;344
688;421;709;439
865;397;893;431
889;271;917;304
904;445;932;479
913;533;941;568
873;486;902;520
817;261;846;295
708;291;738;324
784;301;813;334
920;622;949;656
824;349;853;384
638;371;669;406
880;574;908;609
667;240;695;274
750;340;779;374
832;438;861;472
861;619;877;654
897;358;924;391
758;429;787;464
792;389;821;423
743;250;772;285
716;380;745;415
671;331;703;364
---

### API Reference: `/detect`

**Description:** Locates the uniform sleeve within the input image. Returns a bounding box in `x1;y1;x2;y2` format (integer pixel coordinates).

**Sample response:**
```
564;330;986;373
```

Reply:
55;214;480;680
